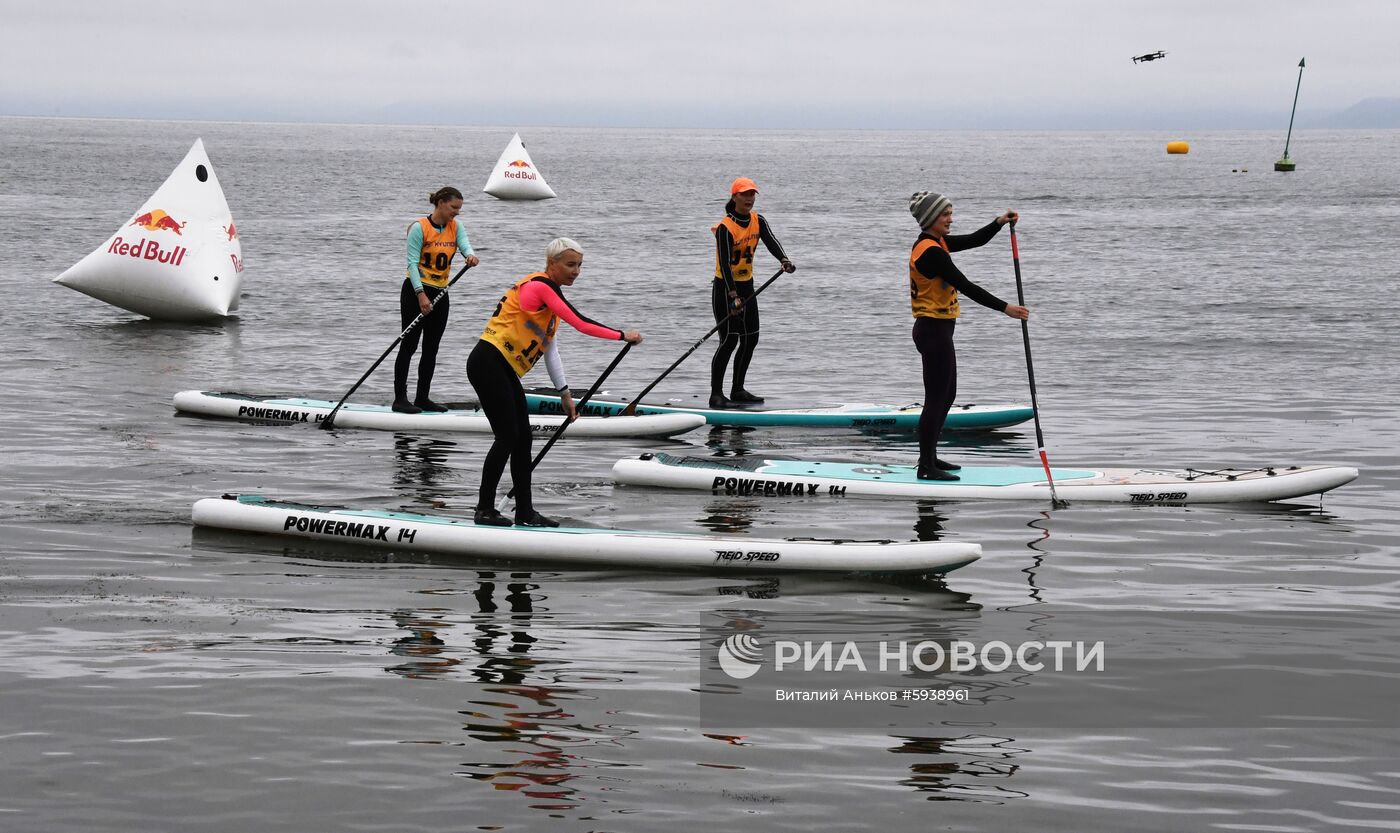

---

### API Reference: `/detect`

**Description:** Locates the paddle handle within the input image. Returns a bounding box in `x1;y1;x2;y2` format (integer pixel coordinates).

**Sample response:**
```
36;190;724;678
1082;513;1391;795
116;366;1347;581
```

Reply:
320;262;473;429
621;266;786;415
1009;224;1044;450
1009;222;1065;508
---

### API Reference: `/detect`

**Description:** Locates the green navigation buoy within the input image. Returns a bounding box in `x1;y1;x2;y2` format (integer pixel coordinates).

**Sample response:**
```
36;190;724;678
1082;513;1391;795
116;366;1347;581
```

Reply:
1275;58;1305;172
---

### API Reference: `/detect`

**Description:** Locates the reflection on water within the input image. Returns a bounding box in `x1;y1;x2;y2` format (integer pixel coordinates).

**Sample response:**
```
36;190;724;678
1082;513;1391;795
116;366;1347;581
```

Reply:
393;572;639;814
715;577;781;599
469;573;540;686
77;316;244;377
1205;500;1352;526
888;735;1030;803
866;427;1033;460
111;522;1400;828
914;501;948;542
695;498;760;534
704;424;760;456
387;608;457;678
82;316;240;337
375;569;1014;816
391;433;463;499
1018;512;1054;605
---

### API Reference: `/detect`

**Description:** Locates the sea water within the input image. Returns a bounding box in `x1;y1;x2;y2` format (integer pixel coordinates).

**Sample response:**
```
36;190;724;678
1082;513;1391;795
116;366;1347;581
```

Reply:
1;117;1398;831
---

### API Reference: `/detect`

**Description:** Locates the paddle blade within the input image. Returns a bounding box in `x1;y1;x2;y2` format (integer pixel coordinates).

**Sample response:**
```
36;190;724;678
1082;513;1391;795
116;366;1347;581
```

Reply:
1037;447;1069;508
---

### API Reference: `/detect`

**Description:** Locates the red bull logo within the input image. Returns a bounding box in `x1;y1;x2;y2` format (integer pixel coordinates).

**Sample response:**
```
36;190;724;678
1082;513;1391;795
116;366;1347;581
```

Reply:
503;159;538;181
224;221;238;241
129;209;186;236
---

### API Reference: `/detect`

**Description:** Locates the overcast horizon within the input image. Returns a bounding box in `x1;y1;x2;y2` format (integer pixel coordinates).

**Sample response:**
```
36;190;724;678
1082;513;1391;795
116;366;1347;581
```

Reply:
3;1;1397;131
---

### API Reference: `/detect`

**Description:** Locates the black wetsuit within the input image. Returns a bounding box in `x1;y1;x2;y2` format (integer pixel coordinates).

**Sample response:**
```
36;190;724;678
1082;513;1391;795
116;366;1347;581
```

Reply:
910;221;1010;467
712;212;788;398
393;280;449;404
466;340;535;517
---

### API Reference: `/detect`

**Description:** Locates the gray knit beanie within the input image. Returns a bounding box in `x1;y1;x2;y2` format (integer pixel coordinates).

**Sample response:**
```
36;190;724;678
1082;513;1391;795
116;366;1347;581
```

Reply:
909;191;952;229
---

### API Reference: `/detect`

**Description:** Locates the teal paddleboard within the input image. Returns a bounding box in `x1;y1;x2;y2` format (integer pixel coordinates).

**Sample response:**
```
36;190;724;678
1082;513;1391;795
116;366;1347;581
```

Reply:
522;390;1032;431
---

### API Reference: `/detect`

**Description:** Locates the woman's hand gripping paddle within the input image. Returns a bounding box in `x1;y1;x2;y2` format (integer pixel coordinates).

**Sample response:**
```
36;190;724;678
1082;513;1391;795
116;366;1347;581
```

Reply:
497;341;634;511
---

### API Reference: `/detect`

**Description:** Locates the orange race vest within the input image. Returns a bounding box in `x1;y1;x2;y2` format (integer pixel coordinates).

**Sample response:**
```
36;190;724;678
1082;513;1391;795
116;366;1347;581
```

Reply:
713;212;763;283
480;274;560;376
909;236;961;319
408;217;458;288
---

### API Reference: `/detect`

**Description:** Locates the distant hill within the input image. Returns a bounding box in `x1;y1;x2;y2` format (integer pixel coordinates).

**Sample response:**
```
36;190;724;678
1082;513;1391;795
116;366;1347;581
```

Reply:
1321;98;1400;128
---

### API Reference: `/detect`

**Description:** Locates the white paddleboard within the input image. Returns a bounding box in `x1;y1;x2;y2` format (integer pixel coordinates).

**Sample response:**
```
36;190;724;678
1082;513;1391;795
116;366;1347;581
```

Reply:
174;391;704;438
612;452;1359;504
193;494;982;574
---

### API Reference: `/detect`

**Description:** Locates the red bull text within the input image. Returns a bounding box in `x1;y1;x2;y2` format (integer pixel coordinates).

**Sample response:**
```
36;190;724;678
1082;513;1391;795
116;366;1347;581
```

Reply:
107;236;187;266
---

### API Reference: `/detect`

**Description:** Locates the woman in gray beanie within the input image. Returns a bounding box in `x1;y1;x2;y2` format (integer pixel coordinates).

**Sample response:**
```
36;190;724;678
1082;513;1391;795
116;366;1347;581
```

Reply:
907;191;1029;480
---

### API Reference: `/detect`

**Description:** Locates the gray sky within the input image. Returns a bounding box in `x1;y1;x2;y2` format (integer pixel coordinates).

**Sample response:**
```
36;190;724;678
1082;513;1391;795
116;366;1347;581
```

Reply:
3;1;1394;128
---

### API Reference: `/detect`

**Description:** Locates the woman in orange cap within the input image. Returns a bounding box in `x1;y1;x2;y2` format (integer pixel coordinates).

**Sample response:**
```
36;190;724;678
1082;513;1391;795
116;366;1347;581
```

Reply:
709;176;795;409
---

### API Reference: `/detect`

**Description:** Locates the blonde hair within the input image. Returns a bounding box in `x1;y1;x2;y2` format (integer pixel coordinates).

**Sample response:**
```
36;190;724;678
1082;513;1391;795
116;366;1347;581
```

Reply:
546;237;583;261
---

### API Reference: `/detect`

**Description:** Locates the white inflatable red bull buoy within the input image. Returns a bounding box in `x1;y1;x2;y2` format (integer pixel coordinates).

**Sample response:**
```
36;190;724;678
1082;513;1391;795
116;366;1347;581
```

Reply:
482;133;556;201
53;138;244;321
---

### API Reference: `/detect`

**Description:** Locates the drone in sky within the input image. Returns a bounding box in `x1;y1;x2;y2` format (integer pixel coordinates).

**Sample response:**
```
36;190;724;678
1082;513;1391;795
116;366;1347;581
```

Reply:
1132;51;1167;64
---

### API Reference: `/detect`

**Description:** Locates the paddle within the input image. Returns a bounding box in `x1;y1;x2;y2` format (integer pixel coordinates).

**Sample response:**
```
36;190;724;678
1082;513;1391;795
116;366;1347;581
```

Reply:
499;341;634;509
1009;222;1068;509
619;266;786;416
319;262;473;430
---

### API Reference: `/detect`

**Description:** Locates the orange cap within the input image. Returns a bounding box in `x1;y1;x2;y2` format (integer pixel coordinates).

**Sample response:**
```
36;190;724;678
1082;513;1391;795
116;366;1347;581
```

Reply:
730;177;758;195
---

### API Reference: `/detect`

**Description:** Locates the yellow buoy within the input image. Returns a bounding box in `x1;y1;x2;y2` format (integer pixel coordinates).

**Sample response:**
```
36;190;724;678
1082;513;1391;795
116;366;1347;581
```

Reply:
1167;141;1190;154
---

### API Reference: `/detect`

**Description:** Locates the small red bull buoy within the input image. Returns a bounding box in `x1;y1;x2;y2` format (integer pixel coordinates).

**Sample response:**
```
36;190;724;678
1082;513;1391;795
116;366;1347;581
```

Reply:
1167;141;1190;155
483;133;556;200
